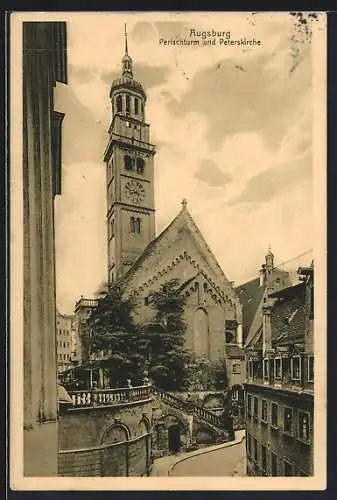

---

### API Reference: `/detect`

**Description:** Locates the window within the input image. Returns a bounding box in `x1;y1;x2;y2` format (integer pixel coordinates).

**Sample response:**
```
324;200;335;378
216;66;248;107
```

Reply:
248;359;253;378
275;357;282;380
63;342;66;348
263;358;269;380
247;394;252;416
141;102;144;114
116;95;122;113
253;397;259;419
253;438;258;462
283;407;293;434
261;445;267;472
261;400;268;422
134;97;139;114
298;411;310;442
126;95;130;113
247;434;251;455
226;330;235;343
144;296;149;306
271;403;278;428
308;356;314;382
124;155;133;170
232;363;241;374
284;460;293;476
232;387;239;401
130;216;141;234
271;452;278;476
136;157;145;174
291;356;301;381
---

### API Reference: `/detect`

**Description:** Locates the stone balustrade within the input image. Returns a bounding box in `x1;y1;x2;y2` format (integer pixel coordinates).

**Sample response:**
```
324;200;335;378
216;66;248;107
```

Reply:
153;387;225;430
68;384;152;408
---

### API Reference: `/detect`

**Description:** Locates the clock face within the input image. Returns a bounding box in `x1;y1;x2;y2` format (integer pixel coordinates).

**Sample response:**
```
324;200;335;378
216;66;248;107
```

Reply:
124;180;145;203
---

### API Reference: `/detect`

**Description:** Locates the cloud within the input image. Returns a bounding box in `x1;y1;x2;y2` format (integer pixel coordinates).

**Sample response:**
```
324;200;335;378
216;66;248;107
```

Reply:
194;159;233;187
164;46;312;151
54;85;108;164
229;155;312;205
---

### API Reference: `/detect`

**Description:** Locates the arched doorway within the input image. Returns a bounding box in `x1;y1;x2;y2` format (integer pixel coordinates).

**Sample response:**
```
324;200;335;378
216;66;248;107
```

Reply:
168;424;181;454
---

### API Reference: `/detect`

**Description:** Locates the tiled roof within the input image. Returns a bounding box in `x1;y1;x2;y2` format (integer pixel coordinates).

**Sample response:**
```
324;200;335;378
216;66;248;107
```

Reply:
235;277;265;343
271;282;306;347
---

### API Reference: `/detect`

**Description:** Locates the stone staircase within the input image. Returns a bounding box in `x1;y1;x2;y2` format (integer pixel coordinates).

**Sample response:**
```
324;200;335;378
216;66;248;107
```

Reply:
152;386;232;441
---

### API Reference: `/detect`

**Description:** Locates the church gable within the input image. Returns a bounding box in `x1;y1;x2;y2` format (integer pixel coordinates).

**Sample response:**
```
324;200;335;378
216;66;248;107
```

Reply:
123;203;237;304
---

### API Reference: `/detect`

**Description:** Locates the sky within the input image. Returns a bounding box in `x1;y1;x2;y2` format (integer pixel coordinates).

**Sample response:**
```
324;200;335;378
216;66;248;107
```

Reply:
53;12;321;315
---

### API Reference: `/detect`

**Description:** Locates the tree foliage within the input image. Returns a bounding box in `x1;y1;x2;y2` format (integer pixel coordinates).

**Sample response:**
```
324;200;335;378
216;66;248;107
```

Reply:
87;282;147;386
142;279;192;391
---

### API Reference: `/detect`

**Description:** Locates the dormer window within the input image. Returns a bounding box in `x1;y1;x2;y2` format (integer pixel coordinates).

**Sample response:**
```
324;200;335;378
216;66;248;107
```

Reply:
274;357;282;380
263;358;269;381
291;355;301;381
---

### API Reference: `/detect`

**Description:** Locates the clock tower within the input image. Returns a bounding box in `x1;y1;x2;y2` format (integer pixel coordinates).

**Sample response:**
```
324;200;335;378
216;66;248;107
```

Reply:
103;26;156;282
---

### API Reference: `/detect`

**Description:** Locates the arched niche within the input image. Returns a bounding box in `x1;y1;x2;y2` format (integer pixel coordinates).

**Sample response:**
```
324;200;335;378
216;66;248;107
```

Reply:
101;422;130;445
193;308;210;358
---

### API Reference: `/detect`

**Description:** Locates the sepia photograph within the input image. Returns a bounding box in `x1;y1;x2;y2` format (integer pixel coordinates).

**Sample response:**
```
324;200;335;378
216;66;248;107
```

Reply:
10;10;326;490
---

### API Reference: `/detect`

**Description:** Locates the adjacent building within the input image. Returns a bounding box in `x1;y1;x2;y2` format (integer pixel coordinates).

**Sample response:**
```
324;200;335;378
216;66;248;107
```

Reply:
22;21;67;476
56;311;74;373
244;264;314;476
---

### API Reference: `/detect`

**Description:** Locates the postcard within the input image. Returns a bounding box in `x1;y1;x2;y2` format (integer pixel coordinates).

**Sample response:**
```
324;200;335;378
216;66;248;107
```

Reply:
10;10;327;490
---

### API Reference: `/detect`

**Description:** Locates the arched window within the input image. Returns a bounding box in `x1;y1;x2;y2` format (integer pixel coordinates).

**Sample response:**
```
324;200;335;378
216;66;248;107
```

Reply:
124;155;133;170
134;97;139;115
136;157;145;173
116;95;122;113
126;95;130;113
130;217;141;234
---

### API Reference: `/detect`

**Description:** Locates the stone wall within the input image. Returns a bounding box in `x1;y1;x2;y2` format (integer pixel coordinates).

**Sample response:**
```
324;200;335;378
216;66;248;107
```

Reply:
58;399;153;476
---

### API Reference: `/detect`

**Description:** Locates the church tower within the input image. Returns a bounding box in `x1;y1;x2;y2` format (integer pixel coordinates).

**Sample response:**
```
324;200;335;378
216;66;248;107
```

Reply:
103;25;156;282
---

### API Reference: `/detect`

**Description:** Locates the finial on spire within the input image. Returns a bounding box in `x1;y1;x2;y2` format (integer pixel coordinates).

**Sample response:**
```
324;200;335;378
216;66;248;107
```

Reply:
124;23;128;56
182;198;188;209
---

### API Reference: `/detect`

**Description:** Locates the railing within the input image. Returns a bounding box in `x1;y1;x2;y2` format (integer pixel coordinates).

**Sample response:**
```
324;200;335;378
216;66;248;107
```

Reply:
68;384;152;408
74;298;98;310
152;387;226;430
104;133;156;157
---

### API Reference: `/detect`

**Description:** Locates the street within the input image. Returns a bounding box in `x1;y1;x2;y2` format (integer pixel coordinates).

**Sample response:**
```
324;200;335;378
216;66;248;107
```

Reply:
170;439;246;477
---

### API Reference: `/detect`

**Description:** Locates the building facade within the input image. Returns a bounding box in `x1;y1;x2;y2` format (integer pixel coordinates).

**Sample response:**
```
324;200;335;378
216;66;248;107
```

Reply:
22;21;67;476
56;311;74;374
244;265;314;476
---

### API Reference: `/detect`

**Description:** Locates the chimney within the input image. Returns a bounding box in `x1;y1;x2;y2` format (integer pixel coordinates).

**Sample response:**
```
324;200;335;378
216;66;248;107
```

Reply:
262;297;273;354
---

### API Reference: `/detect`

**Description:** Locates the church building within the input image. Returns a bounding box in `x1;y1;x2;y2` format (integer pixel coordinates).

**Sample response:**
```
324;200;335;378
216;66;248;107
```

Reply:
102;29;243;368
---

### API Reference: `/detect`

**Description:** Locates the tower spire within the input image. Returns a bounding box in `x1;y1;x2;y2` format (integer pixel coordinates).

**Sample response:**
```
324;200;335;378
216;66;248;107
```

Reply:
124;23;128;56
122;23;133;78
